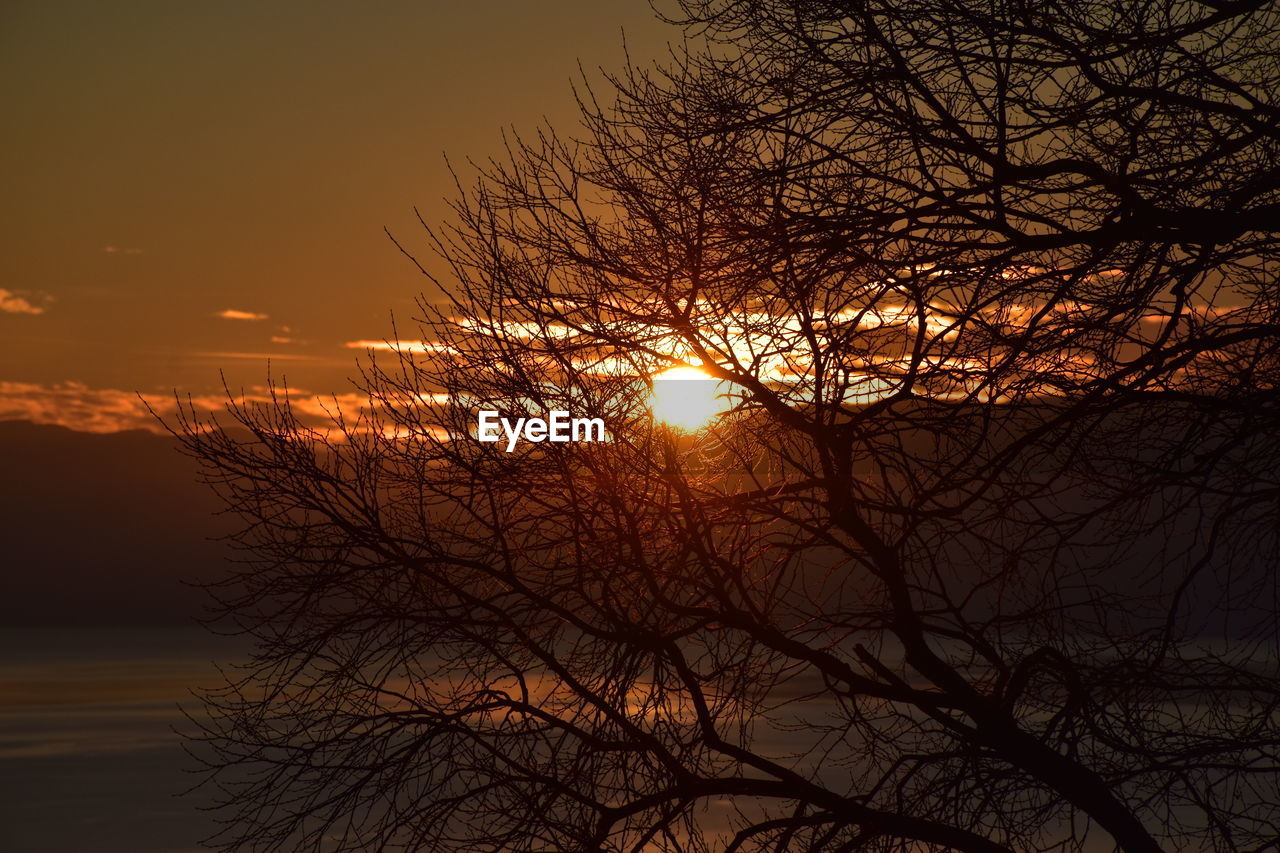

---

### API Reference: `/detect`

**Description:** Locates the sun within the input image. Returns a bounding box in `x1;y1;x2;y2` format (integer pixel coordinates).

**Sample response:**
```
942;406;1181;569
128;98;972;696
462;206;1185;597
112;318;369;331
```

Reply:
649;365;732;432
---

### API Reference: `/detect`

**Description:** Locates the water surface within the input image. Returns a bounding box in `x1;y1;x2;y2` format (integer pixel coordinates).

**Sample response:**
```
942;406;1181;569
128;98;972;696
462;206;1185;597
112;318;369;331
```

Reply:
0;627;249;853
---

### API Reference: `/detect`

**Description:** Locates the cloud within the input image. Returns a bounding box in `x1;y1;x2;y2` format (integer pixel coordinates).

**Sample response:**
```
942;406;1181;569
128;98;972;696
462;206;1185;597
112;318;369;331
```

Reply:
217;309;269;321
344;339;453;353
0;289;50;315
0;382;455;438
0;381;183;433
270;336;296;344
0;381;344;434
103;246;143;255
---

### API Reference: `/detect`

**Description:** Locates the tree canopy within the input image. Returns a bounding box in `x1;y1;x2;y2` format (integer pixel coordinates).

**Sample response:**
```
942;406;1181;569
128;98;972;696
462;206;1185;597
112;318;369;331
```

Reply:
179;2;1280;851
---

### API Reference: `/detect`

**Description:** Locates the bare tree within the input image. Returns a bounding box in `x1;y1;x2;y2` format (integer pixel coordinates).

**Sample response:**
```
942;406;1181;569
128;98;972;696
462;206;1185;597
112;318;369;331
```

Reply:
177;2;1280;851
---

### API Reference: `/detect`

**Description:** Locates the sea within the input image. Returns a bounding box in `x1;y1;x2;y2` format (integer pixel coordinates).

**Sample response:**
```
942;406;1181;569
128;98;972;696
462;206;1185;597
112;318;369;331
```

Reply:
0;628;251;853
0;628;1215;852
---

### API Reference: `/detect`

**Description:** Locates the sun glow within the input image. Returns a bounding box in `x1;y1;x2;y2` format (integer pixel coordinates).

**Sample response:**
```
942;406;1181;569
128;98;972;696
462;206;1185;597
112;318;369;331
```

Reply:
649;366;732;432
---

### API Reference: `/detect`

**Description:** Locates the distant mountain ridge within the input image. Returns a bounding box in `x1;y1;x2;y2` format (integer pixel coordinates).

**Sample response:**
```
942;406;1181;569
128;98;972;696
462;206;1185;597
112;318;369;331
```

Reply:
0;420;236;626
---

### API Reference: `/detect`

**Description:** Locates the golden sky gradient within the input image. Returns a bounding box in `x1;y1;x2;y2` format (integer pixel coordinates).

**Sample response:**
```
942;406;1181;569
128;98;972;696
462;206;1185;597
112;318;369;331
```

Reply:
1;0;669;432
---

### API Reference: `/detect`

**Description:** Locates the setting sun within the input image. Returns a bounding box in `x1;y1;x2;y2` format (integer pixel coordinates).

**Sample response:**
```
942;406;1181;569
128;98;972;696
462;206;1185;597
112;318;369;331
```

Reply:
649;366;732;432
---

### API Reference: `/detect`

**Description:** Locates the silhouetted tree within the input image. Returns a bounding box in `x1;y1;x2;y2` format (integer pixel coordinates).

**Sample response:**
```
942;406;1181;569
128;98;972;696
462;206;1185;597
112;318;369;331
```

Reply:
178;2;1280;851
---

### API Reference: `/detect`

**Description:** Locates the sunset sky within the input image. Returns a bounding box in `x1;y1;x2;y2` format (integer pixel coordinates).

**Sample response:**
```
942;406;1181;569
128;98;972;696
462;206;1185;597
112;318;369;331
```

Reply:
3;4;1274;850
1;0;670;432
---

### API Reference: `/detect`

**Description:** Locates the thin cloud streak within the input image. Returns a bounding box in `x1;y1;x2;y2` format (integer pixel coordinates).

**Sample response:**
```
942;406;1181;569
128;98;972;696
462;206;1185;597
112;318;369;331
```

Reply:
216;309;269;321
344;339;453;353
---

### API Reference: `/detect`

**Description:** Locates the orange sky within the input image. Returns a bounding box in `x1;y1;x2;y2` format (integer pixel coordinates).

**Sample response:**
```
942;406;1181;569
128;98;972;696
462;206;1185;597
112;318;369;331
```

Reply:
0;0;670;432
